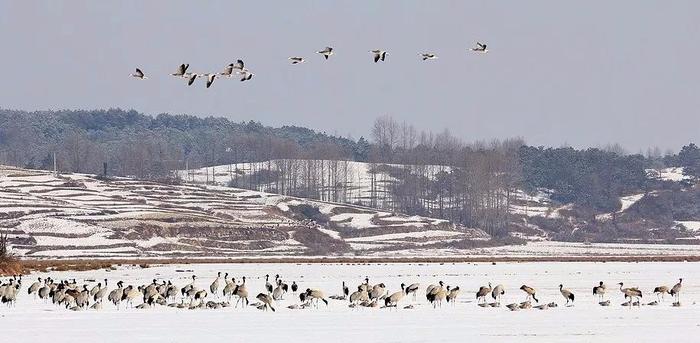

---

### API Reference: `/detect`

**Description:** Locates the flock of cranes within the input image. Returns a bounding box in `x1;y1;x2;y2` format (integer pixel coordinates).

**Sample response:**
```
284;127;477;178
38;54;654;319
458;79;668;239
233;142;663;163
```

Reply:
0;272;684;312
128;42;489;88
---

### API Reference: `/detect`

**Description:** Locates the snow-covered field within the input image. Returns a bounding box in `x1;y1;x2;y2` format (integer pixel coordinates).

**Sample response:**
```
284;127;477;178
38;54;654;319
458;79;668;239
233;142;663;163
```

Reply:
0;165;484;257
2;262;699;342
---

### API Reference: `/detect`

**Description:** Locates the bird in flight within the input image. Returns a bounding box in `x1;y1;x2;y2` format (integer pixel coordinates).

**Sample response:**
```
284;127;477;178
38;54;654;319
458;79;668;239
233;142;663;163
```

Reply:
220;63;235;77
205;73;216;88
234;59;245;71
238;69;254;82
421;53;438;61
471;42;488;53
370;50;387;63
130;68;147;79
185;73;198;86
288;57;305;65
171;63;189;77
317;46;334;60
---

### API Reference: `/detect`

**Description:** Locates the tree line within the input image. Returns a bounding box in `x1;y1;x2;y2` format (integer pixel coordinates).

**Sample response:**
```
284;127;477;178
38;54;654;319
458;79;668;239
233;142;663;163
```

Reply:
1;109;697;236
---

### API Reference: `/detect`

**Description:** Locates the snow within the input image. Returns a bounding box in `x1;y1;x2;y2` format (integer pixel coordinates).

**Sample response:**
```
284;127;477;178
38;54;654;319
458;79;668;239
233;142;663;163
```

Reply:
483;241;700;257
676;221;700;232
15;218;108;235
646;167;693;182
619;193;645;212
3;262;700;342
347;230;464;242
317;228;342;240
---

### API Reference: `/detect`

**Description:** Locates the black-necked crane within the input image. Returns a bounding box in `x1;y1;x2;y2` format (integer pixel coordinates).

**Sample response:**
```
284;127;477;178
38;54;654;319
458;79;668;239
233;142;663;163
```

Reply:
421;53;438;61
220;64;234;77
427;285;447;308
28;277;42;297
256;293;275;312
384;283;405;308
670;278;682;302
476;282;492;304
471;42;488;53
426;281;443;299
404;282;420;300
123;285;143;308
291;281;298;294
185;73;198;86
238;69;254;82
317;46;334;60
559;284;574;305
171;63;189;77
369;283;386;300
593;281;606;301
653;285;669;302
520;285;538;303
223;276;236;300
90;279;107;297
234;276;249;308
446;286;460;305
108;281;124;308
205;73;216;88
350;287;369;304
233;59;245;71
38;279;52;301
359;277;370;292
265;274;273;294
181;275;196;297
273;280;284;301
210;272;221;297
289;57;305;64
491;284;505;303
618;282;642;307
130;68;147;79
94;282;109;303
370;50;387;63
305;288;329;308
342;281;349;299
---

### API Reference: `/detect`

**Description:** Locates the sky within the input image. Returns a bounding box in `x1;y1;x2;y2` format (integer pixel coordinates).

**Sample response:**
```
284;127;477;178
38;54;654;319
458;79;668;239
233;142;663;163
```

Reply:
0;0;698;152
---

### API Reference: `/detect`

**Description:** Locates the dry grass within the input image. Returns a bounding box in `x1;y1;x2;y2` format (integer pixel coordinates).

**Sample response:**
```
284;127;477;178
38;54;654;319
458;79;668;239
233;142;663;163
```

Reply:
0;231;23;275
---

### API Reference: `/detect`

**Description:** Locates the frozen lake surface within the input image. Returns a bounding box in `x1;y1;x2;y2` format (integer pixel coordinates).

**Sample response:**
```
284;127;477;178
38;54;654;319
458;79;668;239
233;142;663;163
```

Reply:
2;262;700;342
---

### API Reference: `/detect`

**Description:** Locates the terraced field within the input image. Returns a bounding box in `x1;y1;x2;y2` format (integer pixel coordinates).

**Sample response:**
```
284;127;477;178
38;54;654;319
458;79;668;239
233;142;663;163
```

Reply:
0;166;486;258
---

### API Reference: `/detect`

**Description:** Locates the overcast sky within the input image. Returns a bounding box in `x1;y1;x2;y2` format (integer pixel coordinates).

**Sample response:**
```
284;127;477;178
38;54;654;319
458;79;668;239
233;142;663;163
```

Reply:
0;1;698;152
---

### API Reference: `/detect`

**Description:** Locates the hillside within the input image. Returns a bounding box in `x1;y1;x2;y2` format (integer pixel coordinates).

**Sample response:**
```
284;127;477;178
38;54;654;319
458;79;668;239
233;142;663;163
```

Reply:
186;161;700;244
0;165;487;258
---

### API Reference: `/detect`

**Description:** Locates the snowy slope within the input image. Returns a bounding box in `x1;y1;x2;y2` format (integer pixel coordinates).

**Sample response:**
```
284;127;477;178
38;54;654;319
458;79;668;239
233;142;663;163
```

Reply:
0;166;484;258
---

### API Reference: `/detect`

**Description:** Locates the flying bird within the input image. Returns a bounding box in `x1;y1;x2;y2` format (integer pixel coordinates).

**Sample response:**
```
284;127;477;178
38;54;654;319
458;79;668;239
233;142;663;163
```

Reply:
238;69;254;82
185;73;198;86
234;59;245;71
370;50;387;63
289;57;305;64
171;63;189;77
471;42;488;53
220;64;234;77
421;53;438;61
317;46;334;60
205;74;216;88
130;68;147;79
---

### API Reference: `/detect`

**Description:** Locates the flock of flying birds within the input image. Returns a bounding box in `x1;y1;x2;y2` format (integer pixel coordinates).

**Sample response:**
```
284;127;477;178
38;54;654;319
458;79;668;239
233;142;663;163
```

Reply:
128;42;489;88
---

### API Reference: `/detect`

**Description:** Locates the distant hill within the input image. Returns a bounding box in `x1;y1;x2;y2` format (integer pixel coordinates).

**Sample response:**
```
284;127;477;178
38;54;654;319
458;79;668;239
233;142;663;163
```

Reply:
1;109;698;244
